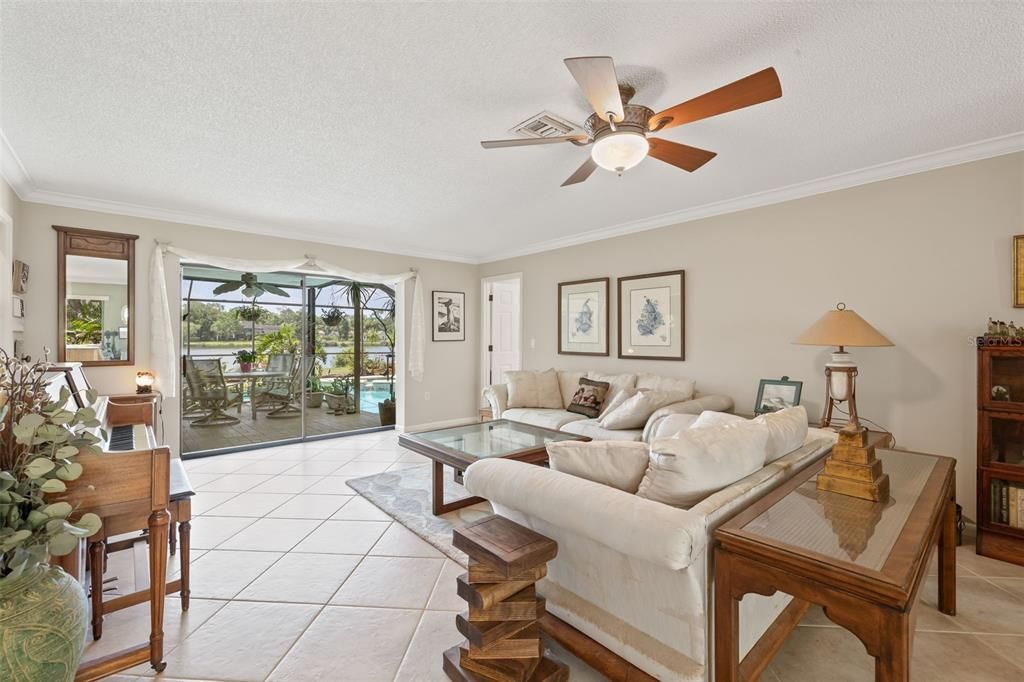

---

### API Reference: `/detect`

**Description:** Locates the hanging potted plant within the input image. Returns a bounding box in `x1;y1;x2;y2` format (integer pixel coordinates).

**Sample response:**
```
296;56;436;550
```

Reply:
320;308;345;328
234;350;257;373
0;351;103;682
235;304;265;323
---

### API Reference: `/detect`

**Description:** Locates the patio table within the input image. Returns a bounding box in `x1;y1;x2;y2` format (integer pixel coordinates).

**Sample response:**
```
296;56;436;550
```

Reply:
222;369;288;420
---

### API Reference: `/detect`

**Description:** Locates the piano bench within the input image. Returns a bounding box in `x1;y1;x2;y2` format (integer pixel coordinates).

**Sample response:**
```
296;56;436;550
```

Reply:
88;460;194;642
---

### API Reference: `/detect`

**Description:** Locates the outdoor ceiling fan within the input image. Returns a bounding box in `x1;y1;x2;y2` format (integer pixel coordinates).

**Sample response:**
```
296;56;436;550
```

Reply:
212;272;288;299
480;56;782;186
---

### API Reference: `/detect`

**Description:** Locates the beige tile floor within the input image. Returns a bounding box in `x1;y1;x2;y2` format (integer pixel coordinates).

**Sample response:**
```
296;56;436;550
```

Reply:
90;432;1024;681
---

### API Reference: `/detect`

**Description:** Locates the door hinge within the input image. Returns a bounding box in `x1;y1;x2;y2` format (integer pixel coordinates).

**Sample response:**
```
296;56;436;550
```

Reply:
488;344;493;352
488;294;493;302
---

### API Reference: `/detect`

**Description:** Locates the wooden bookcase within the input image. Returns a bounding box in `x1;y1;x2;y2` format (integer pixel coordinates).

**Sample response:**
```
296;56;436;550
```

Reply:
977;341;1024;566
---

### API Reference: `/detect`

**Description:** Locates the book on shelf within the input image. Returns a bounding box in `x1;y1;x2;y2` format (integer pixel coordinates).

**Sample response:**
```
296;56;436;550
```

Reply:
990;479;1024;527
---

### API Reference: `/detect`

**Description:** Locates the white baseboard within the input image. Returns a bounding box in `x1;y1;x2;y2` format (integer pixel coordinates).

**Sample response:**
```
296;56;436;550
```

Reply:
396;416;478;433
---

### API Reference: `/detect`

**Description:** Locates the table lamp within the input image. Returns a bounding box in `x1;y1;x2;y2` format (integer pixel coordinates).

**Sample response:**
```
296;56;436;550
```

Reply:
795;302;893;502
136;371;155;394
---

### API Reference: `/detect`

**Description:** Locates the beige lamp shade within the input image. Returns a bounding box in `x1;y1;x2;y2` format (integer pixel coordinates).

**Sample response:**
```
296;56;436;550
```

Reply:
794;303;893;349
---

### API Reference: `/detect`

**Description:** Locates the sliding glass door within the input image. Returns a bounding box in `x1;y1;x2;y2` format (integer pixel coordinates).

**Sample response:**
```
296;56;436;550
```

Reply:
180;266;397;457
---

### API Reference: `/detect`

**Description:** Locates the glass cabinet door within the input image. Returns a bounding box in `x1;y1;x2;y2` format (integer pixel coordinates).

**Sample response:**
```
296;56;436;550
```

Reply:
980;411;1024;469
982;350;1024;412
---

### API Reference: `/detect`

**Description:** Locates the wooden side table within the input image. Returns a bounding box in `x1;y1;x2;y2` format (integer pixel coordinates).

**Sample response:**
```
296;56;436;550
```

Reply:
444;515;568;682
713;448;956;681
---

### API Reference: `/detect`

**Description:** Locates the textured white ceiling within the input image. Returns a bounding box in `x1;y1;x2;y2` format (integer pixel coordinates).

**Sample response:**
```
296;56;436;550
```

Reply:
2;2;1022;262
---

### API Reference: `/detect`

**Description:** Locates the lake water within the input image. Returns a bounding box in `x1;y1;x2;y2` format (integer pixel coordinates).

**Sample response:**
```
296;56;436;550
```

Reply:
185;344;392;357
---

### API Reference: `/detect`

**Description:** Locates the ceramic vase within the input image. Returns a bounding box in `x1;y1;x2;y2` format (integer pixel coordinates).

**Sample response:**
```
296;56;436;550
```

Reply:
0;564;88;682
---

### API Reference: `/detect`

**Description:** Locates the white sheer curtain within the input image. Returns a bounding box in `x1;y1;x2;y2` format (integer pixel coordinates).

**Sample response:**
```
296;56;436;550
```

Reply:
150;243;424;397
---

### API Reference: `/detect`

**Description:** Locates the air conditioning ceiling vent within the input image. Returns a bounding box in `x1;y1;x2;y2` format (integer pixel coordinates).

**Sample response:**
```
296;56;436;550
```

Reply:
509;111;582;139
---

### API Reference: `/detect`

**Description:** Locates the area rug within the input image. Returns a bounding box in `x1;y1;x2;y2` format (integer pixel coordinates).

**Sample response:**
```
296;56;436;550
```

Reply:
346;464;492;566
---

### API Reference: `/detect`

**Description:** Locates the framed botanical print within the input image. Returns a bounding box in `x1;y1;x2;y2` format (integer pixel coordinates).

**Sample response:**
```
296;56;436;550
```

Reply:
432;290;465;341
558;277;609;356
1014;235;1024;307
618;270;684;360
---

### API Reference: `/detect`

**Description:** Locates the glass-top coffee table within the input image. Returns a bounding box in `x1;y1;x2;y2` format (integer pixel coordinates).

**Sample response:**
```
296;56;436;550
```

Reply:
398;419;584;515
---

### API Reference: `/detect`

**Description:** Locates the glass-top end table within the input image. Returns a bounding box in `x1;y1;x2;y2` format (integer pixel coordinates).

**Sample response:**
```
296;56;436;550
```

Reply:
398;419;586;515
713;447;957;682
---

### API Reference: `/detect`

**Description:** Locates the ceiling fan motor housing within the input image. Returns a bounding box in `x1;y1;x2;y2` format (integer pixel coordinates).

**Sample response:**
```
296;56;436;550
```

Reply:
585;104;655;142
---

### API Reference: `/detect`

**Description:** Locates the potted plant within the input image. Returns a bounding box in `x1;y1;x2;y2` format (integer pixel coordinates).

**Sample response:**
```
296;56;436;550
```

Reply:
306;373;324;408
235;304;265;323
324;376;356;415
234;350;257;373
0;350;103;682
320;308;345;328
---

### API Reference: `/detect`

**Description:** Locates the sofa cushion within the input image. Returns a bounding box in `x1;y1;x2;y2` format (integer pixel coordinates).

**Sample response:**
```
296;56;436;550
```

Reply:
636;373;696;401
502;408;587;431
547;440;650;492
598;389;690;430
587;371;637;416
567;378;611;418
505;369;563;409
557;371;586;409
752;405;809;463
638;420;770;507
561;418;644;442
691;410;746;429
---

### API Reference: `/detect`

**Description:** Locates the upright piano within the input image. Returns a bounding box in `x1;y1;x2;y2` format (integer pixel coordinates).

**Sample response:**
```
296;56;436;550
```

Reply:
44;364;172;678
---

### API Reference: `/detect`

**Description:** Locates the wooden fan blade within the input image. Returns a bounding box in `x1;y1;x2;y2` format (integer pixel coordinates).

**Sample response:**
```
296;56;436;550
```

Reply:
561;157;598;186
647;138;717;172
481;135;587;149
564;56;625;122
649;67;782;131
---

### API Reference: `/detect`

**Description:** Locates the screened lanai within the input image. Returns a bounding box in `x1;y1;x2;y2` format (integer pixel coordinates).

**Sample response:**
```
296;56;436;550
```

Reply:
180;265;396;456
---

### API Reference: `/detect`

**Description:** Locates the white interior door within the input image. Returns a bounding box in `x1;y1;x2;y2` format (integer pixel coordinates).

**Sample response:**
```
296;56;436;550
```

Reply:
485;277;520;386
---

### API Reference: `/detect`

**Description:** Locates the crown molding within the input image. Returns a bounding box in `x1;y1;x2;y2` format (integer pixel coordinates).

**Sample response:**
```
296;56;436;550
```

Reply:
3;129;1021;266
475;131;1024;263
15;186;477;264
0;130;33;198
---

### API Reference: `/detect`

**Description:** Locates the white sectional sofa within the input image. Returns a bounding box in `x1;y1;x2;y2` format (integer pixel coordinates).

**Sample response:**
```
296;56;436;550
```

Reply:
464;413;838;681
482;369;734;442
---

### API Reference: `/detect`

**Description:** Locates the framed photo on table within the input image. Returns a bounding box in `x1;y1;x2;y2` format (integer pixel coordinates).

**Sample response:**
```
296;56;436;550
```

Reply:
432;290;465;341
558;277;609;356
754;376;803;415
618;270;684;360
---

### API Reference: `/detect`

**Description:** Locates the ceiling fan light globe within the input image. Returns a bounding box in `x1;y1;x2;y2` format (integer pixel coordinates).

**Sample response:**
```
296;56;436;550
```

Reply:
591;132;649;173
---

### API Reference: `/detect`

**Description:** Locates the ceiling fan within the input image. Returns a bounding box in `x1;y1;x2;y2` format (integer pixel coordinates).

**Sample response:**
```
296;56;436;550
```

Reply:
480;56;782;186
212;272;289;299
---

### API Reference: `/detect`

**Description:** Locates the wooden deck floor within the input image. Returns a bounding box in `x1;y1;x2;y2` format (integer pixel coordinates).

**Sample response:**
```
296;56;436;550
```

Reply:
182;404;386;454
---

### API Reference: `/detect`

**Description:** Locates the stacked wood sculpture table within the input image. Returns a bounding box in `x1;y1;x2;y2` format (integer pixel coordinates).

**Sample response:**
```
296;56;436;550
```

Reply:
444;515;568;682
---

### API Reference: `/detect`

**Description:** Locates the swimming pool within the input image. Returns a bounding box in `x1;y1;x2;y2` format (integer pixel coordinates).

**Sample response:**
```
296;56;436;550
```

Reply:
359;386;394;412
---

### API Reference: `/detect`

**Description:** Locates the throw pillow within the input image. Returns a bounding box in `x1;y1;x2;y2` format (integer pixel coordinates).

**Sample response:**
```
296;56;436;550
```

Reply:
599;389;689;430
691;410;747;429
547;440;650;492
636;373;696;401
597;386;638;417
637;420;770;507
587;371;638;416
752;405;809;463
557;370;586;409
505;369;563;409
567;378;611;418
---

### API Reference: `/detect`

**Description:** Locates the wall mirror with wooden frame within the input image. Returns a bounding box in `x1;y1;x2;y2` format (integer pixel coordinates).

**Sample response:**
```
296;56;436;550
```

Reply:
54;226;138;366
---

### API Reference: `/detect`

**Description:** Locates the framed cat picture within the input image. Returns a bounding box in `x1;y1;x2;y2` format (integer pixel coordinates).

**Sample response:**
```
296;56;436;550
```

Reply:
618;270;684;360
558;277;609;356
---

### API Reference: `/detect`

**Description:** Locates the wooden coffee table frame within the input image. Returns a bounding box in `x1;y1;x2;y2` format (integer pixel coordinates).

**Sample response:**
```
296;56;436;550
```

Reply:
399;420;587;516
713;451;956;682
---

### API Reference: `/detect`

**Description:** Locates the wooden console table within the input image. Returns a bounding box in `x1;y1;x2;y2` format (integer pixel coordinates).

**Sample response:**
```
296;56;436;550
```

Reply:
714;447;956;681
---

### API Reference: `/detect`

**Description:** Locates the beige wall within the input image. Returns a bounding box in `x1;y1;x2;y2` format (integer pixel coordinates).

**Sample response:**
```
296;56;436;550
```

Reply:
481;152;1024;515
13;201;481;454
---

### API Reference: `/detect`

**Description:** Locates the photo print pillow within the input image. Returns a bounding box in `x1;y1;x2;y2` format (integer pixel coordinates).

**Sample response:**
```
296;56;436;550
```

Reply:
567;378;611;418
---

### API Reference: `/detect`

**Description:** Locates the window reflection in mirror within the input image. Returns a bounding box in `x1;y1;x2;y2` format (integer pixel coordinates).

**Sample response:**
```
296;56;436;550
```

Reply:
65;255;129;362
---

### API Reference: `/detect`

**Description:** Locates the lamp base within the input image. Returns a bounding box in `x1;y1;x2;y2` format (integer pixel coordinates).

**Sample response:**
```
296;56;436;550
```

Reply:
816;428;891;502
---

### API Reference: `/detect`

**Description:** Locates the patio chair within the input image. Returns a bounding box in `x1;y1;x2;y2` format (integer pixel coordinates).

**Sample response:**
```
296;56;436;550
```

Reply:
252;353;296;412
183;357;243;426
261;358;304;419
